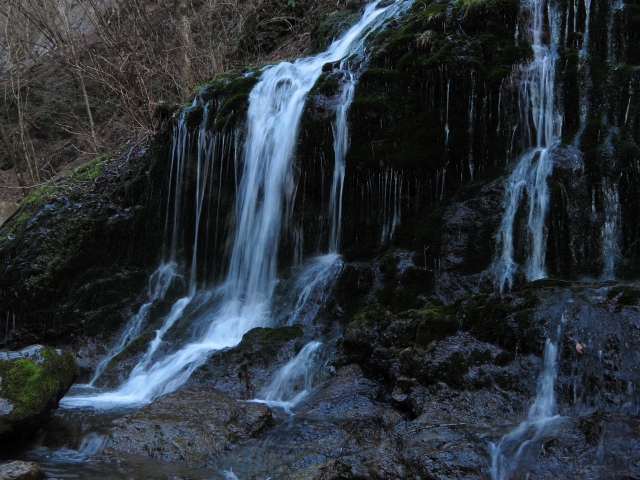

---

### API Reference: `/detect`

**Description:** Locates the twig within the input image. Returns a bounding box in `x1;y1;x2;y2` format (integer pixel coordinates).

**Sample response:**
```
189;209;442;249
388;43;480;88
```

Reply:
339;426;357;454
404;422;466;434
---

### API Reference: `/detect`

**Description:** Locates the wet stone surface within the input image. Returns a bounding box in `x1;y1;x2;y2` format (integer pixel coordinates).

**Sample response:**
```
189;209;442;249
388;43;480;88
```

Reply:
109;388;272;468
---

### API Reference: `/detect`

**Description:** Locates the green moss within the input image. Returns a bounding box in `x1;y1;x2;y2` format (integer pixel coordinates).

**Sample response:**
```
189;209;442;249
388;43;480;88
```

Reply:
352;303;392;325
3;359;54;407
459;292;541;353
311;10;358;53
238;325;304;349
607;286;640;305
184;105;204;129
414;306;458;345
0;139;162;339
217;94;250;121
0;349;78;422
234;325;304;363
317;78;339;96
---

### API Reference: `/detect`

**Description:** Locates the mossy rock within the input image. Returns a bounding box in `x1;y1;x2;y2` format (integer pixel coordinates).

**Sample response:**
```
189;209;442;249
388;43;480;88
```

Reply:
0;144;164;344
107;330;157;369
184;105;205;129
351;303;392;325
607;285;640;306
0;346;78;441
414;307;459;345
458;292;542;354
310;9;359;52
342;303;393;356
235;325;304;362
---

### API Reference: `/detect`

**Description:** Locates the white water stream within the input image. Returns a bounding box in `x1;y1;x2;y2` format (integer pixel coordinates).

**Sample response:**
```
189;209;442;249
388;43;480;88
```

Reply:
62;0;407;409
492;0;562;292
490;326;564;479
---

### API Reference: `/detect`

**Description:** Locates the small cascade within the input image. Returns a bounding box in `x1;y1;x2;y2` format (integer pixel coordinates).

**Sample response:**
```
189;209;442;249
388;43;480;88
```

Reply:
89;97;234;386
253;341;324;412
607;0;625;66
76;433;110;457
62;0;409;409
89;262;180;385
278;254;343;327
575;0;593;142
601;179;621;279
580;0;592;57
492;0;562;292
490;326;563;479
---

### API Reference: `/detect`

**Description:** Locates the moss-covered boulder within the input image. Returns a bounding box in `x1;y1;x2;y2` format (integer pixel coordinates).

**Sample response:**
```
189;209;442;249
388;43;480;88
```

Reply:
0;345;78;441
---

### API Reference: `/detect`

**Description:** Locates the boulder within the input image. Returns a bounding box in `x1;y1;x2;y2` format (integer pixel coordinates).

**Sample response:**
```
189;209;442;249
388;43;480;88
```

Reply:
0;461;45;480
0;345;78;441
109;387;272;468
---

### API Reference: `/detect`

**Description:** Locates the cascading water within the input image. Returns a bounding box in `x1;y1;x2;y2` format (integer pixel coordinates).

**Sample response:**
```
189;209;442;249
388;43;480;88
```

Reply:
490;324;564;479
601;179;621;279
62;0;409;409
254;55;376;410
88;262;179;385
492;0;562;292
253;341;324;412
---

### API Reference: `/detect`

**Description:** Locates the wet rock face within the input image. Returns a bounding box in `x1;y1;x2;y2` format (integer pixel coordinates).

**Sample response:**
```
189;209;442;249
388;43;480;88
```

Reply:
109;388;272;468
325;284;640;478
0;345;78;442
0;145;165;348
550;285;640;412
0;461;45;480
186;325;306;399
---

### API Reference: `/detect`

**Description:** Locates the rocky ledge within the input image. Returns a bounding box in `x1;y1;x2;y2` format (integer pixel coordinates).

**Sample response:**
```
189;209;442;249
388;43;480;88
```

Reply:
109;387;272;468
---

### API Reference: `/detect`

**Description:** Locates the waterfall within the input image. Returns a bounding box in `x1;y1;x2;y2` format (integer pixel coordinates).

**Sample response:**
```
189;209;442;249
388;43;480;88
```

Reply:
253;51;373;411
62;0;409;409
329;68;355;253
601;179;621;279
88;100;217;386
490;328;563;479
492;0;562;292
252;341;324;413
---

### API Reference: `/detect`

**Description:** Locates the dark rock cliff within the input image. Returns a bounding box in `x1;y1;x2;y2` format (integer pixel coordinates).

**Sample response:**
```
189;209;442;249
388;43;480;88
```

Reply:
0;0;639;476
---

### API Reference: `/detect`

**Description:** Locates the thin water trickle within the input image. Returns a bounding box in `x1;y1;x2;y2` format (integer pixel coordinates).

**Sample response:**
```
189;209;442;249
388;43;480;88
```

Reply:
62;0;410;410
490;329;563;479
278;254;343;327
601;179;621;280
252;341;324;413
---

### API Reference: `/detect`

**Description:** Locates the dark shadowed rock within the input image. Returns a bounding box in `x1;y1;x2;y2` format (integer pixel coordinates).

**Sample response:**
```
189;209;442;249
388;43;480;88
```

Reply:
109;388;272;468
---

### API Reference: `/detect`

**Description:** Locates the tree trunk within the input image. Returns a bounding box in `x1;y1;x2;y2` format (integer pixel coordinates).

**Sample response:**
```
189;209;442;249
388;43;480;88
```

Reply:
174;0;192;96
0;123;27;197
